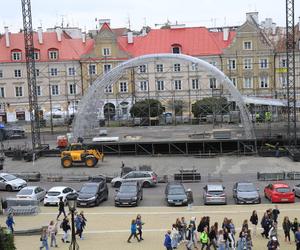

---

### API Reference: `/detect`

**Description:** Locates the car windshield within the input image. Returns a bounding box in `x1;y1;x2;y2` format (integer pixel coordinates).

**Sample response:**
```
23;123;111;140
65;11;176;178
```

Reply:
47;191;61;196
169;187;185;195
276;187;290;193
3;174;17;181
237;184;256;192
80;185;97;194
120;185;137;193
18;189;33;195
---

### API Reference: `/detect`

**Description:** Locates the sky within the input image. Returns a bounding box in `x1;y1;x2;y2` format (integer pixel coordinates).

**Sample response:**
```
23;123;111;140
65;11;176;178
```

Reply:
0;0;299;33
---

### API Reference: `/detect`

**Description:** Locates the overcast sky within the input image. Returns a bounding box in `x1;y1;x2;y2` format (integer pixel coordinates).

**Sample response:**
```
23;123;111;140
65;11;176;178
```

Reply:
1;0;299;32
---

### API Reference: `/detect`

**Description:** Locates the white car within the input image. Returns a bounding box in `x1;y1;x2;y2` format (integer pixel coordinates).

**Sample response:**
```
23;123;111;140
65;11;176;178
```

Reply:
17;186;46;202
0;173;27;191
44;186;76;206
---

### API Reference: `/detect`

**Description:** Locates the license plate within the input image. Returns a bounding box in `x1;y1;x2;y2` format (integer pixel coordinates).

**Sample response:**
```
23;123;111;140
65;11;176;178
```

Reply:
122;202;129;205
246;201;253;203
175;202;182;205
281;198;288;201
80;203;87;206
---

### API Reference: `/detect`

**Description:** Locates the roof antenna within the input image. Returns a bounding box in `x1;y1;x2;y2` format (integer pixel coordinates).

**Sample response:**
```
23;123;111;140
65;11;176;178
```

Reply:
127;15;131;30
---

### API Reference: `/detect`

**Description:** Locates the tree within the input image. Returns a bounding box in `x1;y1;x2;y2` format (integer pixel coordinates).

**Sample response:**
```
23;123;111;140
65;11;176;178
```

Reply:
130;99;164;118
192;97;229;118
0;227;16;250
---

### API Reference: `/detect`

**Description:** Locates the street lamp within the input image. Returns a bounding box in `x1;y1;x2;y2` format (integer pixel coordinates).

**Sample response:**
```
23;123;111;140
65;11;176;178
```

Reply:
66;193;79;250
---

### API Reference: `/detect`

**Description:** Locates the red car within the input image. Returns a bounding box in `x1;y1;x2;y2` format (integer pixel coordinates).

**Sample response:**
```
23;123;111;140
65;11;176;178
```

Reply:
264;183;295;203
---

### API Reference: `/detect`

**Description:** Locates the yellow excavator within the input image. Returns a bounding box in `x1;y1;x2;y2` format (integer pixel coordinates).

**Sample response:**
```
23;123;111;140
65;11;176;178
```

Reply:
60;143;104;168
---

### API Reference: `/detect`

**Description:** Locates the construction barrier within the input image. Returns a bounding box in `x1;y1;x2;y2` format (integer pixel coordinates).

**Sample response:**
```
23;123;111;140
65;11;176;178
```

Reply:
5;198;40;216
174;168;201;183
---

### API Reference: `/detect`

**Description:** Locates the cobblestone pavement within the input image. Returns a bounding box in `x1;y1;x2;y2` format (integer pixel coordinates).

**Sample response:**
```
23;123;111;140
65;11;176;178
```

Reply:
0;204;297;250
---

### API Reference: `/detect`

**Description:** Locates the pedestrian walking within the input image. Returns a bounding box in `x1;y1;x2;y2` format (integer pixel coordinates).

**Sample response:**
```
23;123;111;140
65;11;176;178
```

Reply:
56;197;66;220
282;216;292;244
79;211;87;238
268;221;278;239
127;219;140;243
217;229;226;250
180;217;187;243
199;226;209;250
250;210;258;236
75;213;84;240
275;142;280;157
295;227;300;250
261;212;272;239
39;228;49;250
6;213;15;233
171;223;179;249
47;220;58;247
272;205;280;223
186;188;193;210
293;218;300;242
185;224;195;250
136;214;144;240
60;216;71;243
164;230;172;250
267;236;280;250
208;225;218;250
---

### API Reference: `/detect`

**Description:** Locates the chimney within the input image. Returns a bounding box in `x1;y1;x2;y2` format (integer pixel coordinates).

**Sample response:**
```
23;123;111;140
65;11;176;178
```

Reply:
37;27;43;44
223;28;229;41
4;26;10;47
246;12;259;24
56;27;62;42
127;31;133;44
271;23;276;35
141;27;147;36
82;32;86;44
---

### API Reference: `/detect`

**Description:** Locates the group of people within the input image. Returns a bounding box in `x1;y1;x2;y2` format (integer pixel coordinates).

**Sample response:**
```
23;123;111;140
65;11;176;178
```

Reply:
39;197;87;250
163;205;300;250
127;214;144;243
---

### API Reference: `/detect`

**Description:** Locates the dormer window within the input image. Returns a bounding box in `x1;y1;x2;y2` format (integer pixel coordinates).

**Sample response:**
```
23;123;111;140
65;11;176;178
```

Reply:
171;44;182;54
34;50;40;60
48;49;58;60
11;50;22;61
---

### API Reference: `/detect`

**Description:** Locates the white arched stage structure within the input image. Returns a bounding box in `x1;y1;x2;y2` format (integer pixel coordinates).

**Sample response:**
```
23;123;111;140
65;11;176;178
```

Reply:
73;54;255;139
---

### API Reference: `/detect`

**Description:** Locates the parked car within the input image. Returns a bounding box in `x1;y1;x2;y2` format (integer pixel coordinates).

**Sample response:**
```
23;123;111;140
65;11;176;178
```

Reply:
292;184;300;197
264;183;295;203
77;182;108;207
203;184;227;205
165;182;188;206
0;173;27;191
114;181;143;207
233;182;261;204
16;186;46;201
111;171;158;188
44;186;76;206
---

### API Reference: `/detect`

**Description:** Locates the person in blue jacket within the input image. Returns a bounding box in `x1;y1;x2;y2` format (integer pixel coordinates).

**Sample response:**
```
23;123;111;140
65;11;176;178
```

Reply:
164;230;172;250
127;219;140;243
6;213;15;233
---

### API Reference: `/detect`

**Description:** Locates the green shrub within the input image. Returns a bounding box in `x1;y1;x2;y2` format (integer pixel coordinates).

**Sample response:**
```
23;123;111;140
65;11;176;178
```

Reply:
0;227;16;250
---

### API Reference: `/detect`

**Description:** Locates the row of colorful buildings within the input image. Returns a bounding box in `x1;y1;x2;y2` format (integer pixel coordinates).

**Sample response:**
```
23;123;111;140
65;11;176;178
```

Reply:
0;12;299;122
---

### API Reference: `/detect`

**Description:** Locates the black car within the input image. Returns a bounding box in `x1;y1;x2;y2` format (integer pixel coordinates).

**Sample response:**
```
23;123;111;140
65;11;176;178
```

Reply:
165;182;188;206
114;181;143;207
77;181;108;207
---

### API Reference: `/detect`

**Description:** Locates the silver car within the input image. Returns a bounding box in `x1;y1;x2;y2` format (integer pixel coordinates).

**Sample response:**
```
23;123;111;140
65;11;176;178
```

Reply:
0;173;27;191
111;171;158;188
203;184;227;205
292;184;300;197
17;186;46;202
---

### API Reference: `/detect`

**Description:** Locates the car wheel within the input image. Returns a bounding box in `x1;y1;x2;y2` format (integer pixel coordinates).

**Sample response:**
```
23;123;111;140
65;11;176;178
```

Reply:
142;182;151;188
114;182;121;188
6;185;12;192
61;156;73;168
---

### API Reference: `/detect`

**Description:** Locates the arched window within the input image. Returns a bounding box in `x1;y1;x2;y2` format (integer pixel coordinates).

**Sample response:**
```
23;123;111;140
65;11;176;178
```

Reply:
171;44;182;54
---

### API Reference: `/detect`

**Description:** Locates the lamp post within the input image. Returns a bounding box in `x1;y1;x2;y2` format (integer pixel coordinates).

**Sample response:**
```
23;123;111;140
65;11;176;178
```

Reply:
66;193;79;250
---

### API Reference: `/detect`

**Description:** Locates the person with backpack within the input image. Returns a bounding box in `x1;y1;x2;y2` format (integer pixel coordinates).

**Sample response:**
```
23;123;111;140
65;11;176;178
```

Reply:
200;226;209;250
164;230;172;250
56;197;66;220
267;236;280;250
60;216;71;243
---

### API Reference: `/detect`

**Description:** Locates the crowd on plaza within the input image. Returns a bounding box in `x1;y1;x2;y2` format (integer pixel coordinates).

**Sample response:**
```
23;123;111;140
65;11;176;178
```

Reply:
163;205;300;250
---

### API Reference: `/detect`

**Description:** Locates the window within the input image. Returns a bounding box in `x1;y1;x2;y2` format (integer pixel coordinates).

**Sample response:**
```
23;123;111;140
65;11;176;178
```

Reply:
173;80;182;90
172;46;181;54
229;77;237;87
103;64;112;74
210;61;217;67
69;83;76;95
260;59;268;69
260;76;269;88
243;77;252;88
105;85;113;93
243;41;252;50
68;67;76;76
243;58;252;69
119;81;128;93
209;78;217;89
0;87;5;98
280;59;287;67
280;75;287;88
12;52;21;61
35;86;41;96
174;63;181;72
139;65;147;73
191;63;198;71
51;85;59;95
15;86;23;97
139;81;148;92
102;48;111;56
33;52;40;60
14;69;22;78
49;50;58;60
228;59;236;70
89;64;96;75
35;69;40;77
156;80;164;91
50;68;58;76
0;70;3;78
191;79;199;90
156;64;163;72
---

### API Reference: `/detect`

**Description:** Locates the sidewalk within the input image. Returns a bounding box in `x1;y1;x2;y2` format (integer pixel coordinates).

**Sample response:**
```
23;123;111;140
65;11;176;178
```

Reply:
1;204;297;250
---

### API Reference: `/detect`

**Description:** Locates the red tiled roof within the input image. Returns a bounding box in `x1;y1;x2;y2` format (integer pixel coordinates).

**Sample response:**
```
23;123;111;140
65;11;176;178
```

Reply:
0;31;93;63
117;27;236;57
